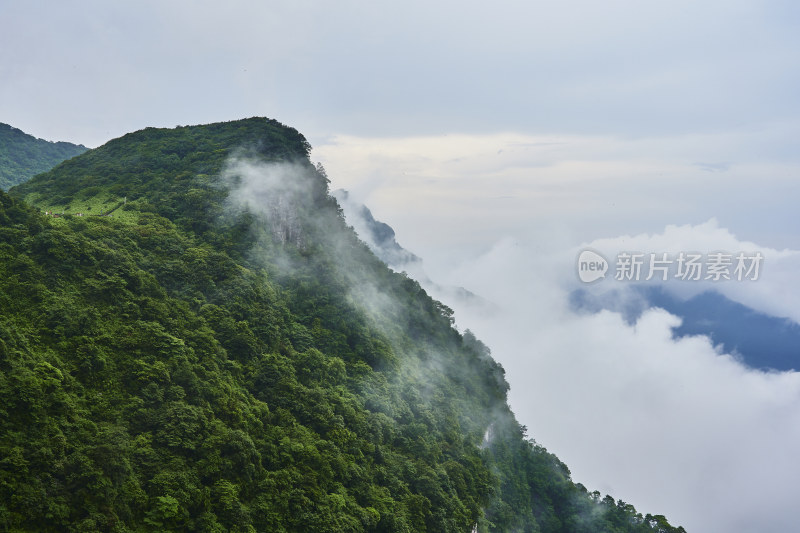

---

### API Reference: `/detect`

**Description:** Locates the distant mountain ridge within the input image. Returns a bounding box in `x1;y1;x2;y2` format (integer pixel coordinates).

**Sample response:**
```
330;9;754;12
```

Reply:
333;189;496;315
0;122;88;190
332;190;424;272
571;285;800;371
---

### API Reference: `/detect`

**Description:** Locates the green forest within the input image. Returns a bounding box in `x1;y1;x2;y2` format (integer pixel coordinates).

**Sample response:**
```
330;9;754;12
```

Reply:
1;118;684;532
0;123;87;191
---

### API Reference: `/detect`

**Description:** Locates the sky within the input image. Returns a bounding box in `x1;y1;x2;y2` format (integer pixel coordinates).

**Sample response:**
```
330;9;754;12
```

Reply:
3;1;800;531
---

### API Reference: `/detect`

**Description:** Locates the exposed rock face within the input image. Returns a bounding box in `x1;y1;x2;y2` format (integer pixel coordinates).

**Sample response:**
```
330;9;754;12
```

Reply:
332;189;422;271
332;189;497;315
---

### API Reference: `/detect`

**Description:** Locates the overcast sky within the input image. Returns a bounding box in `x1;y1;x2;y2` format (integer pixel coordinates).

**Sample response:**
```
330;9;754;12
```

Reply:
3;2;800;531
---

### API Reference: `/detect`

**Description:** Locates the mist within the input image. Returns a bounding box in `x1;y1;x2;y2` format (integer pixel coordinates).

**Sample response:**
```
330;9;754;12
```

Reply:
219;154;630;530
320;133;800;533
441;232;800;533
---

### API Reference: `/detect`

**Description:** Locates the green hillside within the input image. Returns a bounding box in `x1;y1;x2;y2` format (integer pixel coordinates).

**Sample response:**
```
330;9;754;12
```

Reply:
0;123;87;190
2;118;683;532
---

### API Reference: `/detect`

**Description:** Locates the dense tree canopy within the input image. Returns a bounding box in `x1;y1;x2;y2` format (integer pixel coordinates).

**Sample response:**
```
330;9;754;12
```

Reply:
1;118;685;532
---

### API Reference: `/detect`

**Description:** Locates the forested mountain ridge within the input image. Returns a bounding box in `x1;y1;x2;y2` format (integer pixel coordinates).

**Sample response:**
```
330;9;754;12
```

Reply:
0;122;87;190
2;118;684;532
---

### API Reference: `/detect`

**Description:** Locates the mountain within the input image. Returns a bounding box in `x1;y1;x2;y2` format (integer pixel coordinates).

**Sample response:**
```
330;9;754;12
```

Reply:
572;285;800;371
0;122;88;190
658;289;800;371
2;118;683;532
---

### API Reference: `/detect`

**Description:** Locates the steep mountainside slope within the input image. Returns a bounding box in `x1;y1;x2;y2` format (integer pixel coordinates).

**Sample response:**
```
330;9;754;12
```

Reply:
3;118;683;532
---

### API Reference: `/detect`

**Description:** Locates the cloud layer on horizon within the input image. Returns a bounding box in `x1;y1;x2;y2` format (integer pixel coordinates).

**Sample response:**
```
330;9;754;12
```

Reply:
315;129;800;263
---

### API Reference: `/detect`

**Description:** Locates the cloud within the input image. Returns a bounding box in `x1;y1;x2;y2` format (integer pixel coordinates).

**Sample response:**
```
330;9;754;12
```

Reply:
442;230;800;533
582;219;800;324
4;1;800;145
314;128;800;278
314;128;800;531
